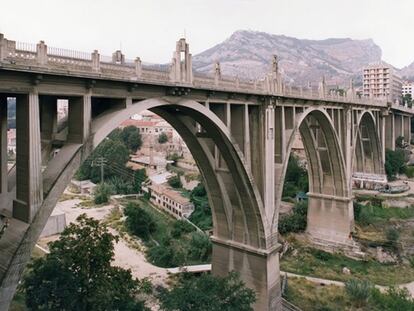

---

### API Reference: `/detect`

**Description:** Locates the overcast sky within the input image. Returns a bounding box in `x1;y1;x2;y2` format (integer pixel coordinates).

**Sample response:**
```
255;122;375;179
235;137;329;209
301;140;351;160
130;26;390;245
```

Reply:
0;0;411;67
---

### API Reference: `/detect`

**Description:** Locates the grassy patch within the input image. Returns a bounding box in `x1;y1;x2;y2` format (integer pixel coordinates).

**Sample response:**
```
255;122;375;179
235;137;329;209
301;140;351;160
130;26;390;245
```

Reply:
280;238;414;285
284;277;352;311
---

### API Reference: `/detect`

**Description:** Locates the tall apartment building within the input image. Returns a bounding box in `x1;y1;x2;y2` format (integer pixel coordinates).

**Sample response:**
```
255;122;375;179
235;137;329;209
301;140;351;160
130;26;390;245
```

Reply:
363;63;402;102
402;81;414;98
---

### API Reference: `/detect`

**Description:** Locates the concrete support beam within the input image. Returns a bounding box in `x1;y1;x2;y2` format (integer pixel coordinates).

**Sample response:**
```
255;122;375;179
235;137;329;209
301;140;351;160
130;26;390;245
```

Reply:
67;95;91;143
0;96;7;195
211;237;281;311
40;96;57;141
13;93;43;223
264;105;275;219
244;104;251;168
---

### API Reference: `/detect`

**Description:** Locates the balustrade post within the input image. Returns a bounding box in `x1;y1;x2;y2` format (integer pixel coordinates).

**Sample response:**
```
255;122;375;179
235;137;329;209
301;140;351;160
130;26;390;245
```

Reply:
0;34;5;61
36;41;48;65
135;57;142;78
91;50;100;72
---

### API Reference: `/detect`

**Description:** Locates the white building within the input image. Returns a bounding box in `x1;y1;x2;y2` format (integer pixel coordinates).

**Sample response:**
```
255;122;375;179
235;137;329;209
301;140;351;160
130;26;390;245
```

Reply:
363;63;402;102
149;184;194;219
402;81;414;98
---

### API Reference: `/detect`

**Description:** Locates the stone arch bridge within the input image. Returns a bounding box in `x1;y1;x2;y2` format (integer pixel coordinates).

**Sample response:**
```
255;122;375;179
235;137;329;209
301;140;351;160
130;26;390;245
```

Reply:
0;34;412;310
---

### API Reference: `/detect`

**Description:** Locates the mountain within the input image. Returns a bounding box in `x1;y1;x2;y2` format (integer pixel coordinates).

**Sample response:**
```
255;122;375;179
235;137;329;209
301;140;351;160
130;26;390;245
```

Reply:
192;30;382;86
400;62;414;80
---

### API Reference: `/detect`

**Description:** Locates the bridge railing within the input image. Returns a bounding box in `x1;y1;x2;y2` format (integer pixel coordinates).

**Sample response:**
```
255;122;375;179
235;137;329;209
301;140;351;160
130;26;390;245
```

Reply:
0;34;406;109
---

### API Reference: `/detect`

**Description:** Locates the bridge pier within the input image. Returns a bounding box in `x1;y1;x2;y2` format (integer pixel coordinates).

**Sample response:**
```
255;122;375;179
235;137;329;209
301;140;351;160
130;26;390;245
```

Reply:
211;237;281;311
13;92;43;223
68;95;91;143
0;96;7;198
307;193;354;246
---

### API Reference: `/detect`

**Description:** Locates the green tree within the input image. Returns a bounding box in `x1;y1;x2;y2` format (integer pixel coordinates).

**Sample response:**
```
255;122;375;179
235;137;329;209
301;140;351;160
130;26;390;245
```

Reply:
385;148;406;180
168;175;182;189
278;201;308;235
124;202;157;240
282;154;308;198
188;232;211;262
158;272;256;311
171;220;195;238
134;168;148;192
93;182;114;204
77;138;130;183
158;132;168;144
189;183;212;230
23;215;147;311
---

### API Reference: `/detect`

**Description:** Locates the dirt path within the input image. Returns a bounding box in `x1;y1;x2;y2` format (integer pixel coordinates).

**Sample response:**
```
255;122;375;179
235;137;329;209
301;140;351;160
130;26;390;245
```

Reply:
39;199;169;287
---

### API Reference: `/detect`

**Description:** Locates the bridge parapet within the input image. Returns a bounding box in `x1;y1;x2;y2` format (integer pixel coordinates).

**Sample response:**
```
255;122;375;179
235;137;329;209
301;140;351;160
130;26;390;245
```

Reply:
0;33;397;108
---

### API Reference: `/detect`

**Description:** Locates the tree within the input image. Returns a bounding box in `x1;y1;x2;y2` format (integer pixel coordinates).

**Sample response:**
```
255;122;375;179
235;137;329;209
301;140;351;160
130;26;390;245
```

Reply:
158;132;168;144
278;201;308;234
396;136;406;149
385;148;406;180
158;272;256;311
23;215;147;311
168;175;182;189
124;202;157;240
127;131;143;152
93;182;114;204
134;168;148;192
282;154;308;198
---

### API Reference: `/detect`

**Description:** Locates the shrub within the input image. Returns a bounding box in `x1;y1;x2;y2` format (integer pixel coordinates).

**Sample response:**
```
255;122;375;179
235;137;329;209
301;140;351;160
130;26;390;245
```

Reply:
124;203;156;240
168;175;182;189
158;132;168;144
93;182;114;204
171;220;195;238
158;272;256;311
405;165;414;178
278;202;308;235
345;279;373;307
371;287;414;310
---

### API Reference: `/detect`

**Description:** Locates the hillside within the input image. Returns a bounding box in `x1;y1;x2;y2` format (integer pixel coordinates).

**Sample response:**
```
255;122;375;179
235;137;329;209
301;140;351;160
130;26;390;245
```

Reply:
193;30;382;86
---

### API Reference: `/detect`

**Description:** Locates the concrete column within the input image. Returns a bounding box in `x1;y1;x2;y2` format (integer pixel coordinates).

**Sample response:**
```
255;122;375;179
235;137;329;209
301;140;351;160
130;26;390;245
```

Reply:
381;115;386;165
67;94;91;143
13;92;43;223
344;108;352;191
211;238;281;311
40;96;57;141
264;105;275;219
0;96;7;195
244;104;251;169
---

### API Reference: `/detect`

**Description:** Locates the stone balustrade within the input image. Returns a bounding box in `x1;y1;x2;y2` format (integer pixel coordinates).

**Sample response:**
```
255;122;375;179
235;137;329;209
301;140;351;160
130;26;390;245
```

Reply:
0;33;405;109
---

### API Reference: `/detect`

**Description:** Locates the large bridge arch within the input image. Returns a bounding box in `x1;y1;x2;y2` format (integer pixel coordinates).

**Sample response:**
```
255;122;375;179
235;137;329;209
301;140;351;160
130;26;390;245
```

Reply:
0;97;280;311
274;107;353;246
353;111;384;176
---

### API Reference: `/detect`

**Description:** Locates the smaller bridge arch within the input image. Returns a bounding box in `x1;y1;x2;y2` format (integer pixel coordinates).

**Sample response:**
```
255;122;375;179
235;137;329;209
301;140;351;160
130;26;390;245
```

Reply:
353;110;385;180
274;106;353;246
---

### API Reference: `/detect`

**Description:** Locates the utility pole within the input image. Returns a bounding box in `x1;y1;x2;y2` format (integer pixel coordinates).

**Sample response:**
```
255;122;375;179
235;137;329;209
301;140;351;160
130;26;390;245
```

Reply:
92;157;107;184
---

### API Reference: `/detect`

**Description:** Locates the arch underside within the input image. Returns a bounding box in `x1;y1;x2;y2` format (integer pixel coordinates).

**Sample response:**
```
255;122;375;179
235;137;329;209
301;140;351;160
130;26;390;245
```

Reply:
353;112;384;176
276;108;353;245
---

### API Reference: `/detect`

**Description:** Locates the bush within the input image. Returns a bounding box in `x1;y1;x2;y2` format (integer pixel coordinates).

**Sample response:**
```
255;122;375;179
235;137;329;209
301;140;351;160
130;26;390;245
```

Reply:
371;287;414;310
168;175;182;189
171;220;195;238
405;165;414;178
124;203;156;240
158;272;256;311
345;279;373;307
158;132;168;144
93;182;114;204
278;201;308;235
188;232;211;262
385;148;406;180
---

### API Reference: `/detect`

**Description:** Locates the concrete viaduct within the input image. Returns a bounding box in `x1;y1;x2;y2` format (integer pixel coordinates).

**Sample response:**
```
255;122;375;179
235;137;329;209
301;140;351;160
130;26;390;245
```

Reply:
0;34;412;310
